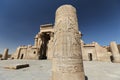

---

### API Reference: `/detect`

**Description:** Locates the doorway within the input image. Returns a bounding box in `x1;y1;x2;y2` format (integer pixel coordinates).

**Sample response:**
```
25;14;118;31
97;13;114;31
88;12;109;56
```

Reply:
88;53;92;61
20;54;24;59
110;55;114;62
39;32;50;59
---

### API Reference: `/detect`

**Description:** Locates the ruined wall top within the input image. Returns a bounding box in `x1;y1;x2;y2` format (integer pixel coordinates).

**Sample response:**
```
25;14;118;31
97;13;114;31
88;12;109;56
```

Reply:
39;24;54;33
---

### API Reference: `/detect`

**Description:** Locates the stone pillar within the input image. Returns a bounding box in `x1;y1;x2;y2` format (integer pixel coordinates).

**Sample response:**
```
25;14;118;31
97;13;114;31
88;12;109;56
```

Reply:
110;41;120;63
16;47;21;59
52;5;85;80
34;35;38;47
2;48;9;60
47;32;54;60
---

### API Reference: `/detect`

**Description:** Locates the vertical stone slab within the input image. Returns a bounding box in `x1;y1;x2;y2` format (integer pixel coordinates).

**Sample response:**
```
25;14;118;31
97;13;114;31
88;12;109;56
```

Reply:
52;5;85;80
47;32;54;60
16;47;21;59
2;48;9;60
110;41;120;63
34;35;38;47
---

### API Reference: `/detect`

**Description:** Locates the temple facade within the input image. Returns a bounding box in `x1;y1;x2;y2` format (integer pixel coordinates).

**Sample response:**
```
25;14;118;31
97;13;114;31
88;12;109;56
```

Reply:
10;23;120;63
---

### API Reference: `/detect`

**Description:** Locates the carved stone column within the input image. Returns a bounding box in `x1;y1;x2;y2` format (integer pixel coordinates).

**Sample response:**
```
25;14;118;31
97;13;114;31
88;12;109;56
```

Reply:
47;32;54;60
34;35;38;47
2;48;9;60
52;5;85;80
110;41;120;63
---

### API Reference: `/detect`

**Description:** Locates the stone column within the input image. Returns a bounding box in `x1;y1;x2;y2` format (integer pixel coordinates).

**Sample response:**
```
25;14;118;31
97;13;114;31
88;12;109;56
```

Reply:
52;5;85;80
2;48;9;60
34;35;38;47
16;47;21;59
47;32;54;60
110;41;120;63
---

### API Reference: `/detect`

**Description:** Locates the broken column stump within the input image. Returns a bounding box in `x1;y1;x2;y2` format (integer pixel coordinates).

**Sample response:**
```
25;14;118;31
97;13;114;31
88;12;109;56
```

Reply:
2;48;9;60
110;41;120;63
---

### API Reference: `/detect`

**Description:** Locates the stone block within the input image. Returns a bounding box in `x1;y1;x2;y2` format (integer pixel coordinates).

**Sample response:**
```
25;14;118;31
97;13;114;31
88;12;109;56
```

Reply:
4;64;29;70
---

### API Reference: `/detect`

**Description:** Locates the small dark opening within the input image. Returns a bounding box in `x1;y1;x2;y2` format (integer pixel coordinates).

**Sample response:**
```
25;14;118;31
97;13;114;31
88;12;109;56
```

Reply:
20;54;24;59
85;76;88;80
88;53;92;61
33;51;36;54
110;55;114;62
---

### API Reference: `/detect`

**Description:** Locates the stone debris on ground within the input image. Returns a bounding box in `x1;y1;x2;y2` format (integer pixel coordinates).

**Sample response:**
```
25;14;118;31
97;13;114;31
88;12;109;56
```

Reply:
4;64;29;70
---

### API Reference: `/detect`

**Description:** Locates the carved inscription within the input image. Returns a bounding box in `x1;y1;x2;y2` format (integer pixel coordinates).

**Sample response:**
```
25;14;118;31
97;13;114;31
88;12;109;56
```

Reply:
54;58;83;73
57;64;83;73
52;5;85;80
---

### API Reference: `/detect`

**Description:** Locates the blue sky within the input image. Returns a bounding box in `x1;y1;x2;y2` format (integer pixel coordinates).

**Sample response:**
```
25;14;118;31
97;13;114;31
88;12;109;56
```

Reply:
0;0;120;53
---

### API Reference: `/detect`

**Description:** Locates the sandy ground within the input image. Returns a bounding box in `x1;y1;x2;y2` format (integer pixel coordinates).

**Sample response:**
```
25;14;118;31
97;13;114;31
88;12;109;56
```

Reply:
84;61;120;80
0;60;120;80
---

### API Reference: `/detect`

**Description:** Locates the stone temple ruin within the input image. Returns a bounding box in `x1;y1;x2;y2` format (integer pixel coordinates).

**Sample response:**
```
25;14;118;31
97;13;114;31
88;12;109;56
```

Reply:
0;4;120;64
0;4;120;80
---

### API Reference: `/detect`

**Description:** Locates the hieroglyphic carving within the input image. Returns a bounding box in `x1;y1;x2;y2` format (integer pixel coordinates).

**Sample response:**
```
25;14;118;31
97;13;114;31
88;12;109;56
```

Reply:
57;64;83;73
52;5;85;80
54;12;82;58
55;17;78;33
52;57;84;80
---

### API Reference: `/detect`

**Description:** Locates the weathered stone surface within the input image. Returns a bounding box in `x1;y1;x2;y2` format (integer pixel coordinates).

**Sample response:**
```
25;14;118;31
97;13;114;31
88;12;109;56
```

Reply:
110;41;120;63
47;32;54;60
52;5;85;80
4;64;29;69
2;48;9;60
